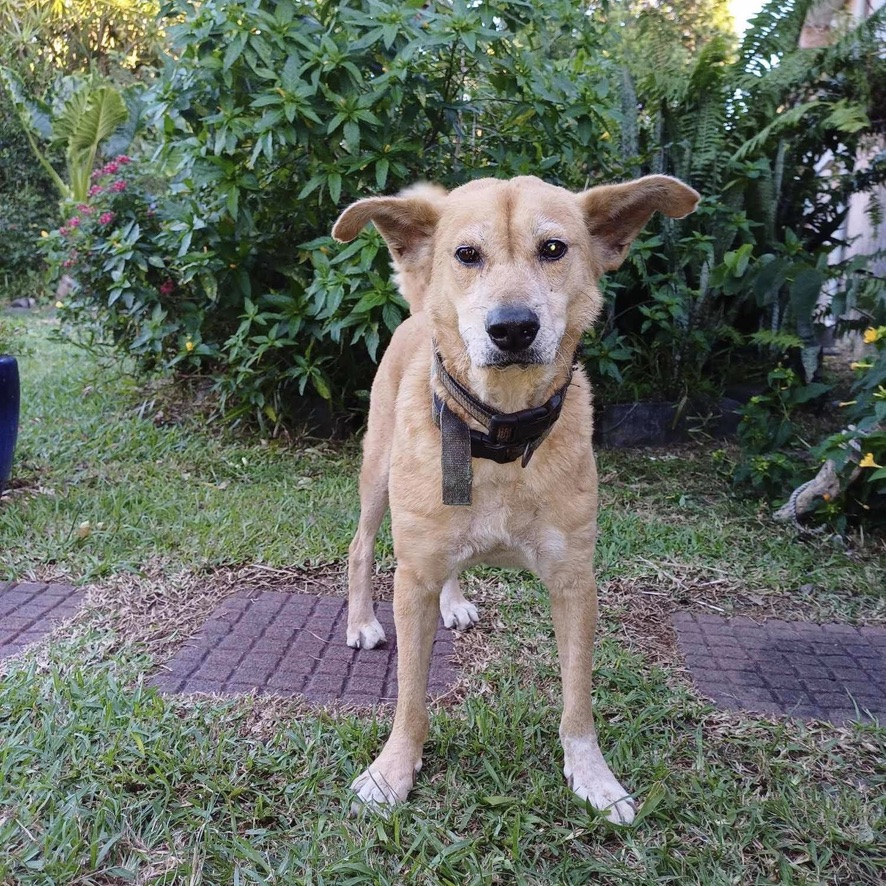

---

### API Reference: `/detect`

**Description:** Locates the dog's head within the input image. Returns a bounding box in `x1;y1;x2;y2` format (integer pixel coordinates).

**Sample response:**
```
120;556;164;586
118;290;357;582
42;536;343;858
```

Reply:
333;175;698;376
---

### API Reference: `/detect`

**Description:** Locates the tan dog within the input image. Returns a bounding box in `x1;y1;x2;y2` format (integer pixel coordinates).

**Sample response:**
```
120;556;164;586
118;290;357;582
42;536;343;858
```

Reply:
333;174;699;823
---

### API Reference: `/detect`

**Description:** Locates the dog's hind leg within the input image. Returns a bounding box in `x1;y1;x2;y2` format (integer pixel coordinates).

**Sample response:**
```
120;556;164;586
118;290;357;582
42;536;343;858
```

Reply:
346;426;390;650
439;575;479;631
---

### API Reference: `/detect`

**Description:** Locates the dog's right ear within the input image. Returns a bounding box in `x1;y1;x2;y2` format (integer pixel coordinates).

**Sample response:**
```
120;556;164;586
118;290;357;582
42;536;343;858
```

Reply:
332;191;443;260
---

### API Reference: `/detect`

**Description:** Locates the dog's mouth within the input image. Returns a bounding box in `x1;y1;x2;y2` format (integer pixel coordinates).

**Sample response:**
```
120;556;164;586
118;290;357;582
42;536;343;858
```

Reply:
481;348;545;368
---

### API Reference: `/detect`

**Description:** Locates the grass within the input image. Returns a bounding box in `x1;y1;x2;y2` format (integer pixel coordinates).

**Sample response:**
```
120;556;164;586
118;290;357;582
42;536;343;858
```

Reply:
1;313;884;884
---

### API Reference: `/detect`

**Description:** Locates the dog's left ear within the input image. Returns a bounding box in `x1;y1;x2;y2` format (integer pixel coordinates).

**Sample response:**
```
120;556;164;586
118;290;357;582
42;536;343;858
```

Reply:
579;175;700;272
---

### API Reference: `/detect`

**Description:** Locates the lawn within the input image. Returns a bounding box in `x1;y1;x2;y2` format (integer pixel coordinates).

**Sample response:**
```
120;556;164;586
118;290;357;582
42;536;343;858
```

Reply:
1;313;884;885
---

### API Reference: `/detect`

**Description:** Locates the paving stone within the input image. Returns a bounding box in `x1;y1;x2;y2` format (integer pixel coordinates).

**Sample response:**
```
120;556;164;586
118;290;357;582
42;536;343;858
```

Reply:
673;612;886;725
151;591;457;705
0;582;85;659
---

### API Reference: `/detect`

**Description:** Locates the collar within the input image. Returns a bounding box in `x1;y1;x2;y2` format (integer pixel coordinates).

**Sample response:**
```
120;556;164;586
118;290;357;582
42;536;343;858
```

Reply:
431;348;579;505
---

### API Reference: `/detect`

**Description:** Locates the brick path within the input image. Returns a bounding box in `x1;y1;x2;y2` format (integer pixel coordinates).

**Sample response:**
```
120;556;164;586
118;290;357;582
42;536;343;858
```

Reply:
0;581;85;659
150;591;456;705
673;612;886;725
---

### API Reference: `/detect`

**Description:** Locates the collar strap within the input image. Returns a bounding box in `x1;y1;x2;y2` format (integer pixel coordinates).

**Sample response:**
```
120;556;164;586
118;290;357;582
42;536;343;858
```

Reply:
431;349;578;505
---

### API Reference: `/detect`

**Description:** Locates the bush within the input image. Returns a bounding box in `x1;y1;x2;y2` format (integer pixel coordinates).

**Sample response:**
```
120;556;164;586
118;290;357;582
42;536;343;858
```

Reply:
0;105;56;294
813;327;886;527
43;154;184;356
50;0;622;427
731;365;831;497
592;0;886;406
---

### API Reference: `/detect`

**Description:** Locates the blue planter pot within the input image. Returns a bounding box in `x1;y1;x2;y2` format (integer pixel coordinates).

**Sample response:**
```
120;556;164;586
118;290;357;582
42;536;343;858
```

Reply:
0;355;20;497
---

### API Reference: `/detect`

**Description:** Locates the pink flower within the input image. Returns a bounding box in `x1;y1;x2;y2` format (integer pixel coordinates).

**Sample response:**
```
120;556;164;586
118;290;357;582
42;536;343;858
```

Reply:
116;154;132;164
88;185;104;197
91;169;102;180
159;279;175;295
76;203;93;214
99;211;115;225
111;179;126;192
69;216;81;227
103;161;120;175
59;226;70;237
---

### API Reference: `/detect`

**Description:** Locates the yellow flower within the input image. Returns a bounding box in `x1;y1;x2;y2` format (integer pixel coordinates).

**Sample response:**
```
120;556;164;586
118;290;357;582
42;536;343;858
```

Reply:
55;301;63;309
40;230;49;238
859;452;881;469
863;326;884;344
850;360;872;371
185;340;195;352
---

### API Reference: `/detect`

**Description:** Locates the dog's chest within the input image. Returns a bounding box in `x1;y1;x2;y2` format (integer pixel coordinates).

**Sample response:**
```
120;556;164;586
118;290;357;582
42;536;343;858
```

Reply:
453;467;569;570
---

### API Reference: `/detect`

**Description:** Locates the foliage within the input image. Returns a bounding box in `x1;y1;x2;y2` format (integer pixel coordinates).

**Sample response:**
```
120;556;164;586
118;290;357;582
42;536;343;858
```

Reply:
1;68;133;203
0;0;164;87
49;0;621;426
0;315;31;356
731;365;831;497
591;0;886;405
0;104;56;290
43;154;185;362
0;0;159;293
813;327;886;526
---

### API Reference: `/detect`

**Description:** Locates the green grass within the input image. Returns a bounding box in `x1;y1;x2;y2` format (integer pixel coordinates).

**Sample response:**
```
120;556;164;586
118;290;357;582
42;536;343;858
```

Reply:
1;315;884;884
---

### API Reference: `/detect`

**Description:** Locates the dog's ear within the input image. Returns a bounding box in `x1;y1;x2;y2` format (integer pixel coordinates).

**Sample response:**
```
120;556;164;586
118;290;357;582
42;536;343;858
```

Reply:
332;189;444;260
579;175;700;272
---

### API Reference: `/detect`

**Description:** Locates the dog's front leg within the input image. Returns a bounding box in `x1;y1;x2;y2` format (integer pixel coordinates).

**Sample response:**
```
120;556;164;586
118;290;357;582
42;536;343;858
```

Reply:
351;561;442;812
542;561;637;824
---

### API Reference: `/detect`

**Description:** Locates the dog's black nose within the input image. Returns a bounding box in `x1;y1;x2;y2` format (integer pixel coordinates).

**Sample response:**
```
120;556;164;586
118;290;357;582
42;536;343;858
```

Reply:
486;305;540;352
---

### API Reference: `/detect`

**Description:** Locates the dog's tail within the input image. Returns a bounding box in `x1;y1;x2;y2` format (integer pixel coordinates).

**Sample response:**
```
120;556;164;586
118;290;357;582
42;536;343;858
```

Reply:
391;183;447;314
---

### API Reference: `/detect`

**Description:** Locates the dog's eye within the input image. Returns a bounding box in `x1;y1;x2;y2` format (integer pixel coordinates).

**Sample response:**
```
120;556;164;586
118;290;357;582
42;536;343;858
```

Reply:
540;239;568;261
455;245;482;266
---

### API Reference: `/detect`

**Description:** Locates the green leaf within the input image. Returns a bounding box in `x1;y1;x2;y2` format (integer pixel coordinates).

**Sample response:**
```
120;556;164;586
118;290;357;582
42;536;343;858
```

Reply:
281;54;302;92
789;268;824;324
328;172;342;205
223;35;246;71
313;374;331;400
375;158;389;190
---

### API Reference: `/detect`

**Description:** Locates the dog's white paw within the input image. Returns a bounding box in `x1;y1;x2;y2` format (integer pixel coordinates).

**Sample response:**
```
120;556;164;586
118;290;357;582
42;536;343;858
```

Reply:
440;597;479;631
563;736;637;825
346;619;386;649
349;757;421;815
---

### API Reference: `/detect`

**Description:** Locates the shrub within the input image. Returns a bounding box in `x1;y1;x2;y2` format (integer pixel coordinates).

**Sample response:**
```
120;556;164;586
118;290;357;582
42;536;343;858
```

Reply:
731;365;831;497
594;0;886;405
0;105;56;293
813;327;886;527
51;0;621;426
43;154;187;359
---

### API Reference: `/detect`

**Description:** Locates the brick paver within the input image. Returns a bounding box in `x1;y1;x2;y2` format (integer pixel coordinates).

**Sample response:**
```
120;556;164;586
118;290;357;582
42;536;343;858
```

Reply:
151;591;457;704
0;581;85;659
673;612;886;724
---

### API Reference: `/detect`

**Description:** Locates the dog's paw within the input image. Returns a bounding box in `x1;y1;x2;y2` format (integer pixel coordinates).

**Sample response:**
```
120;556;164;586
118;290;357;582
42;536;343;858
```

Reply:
346;619;386;650
349;757;421;815
568;771;637;824
563;737;637;825
440;597;479;631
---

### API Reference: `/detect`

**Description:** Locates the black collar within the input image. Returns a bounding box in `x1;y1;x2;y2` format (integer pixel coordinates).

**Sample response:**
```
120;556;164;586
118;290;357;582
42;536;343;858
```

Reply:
431;348;578;486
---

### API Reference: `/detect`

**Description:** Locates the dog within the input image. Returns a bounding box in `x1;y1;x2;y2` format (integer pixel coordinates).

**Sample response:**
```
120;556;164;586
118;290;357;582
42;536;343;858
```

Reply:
332;174;699;823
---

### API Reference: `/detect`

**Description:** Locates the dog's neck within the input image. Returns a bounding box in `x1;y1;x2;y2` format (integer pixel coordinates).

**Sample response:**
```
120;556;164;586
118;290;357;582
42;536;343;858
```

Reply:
432;344;578;419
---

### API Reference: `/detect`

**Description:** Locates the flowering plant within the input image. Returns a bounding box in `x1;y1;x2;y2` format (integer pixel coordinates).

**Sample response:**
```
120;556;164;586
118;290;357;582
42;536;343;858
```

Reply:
813;326;886;526
41;155;209;366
